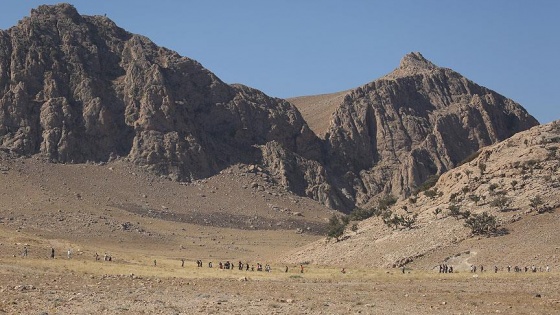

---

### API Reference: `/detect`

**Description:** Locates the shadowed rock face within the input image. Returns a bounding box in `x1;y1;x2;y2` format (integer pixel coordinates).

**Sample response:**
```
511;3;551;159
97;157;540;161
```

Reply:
0;5;539;211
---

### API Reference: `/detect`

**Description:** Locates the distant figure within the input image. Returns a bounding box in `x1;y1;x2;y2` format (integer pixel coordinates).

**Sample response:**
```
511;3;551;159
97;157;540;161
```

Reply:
181;259;185;267
51;247;55;259
546;265;550;272
154;259;157;267
300;264;304;273
494;266;498;273
22;246;28;257
402;266;405;274
285;266;289;273
208;262;213;268
95;252;99;261
67;248;72;259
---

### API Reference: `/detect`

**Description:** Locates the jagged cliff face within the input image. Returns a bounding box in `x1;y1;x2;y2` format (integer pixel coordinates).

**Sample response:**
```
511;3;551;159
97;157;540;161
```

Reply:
322;52;538;208
0;4;539;211
0;4;320;181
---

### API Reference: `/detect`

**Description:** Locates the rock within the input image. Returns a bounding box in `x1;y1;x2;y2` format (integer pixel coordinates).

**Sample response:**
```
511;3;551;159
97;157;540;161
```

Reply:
0;4;538;213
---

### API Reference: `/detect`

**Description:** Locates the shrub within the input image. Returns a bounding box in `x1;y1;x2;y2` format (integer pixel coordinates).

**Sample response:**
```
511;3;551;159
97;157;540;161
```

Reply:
448;204;462;219
350;207;378;221
468;194;480;205
424;189;438;199
529;195;544;212
378;194;397;210
400;213;418;229
464;212;498;236
327;215;347;241
490;196;510;212
489;183;499;192
478;162;487;174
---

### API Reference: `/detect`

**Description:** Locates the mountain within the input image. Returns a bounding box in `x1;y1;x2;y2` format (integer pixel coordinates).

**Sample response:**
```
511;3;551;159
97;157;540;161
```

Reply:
0;4;539;212
0;4;321;182
293;52;539;209
284;121;560;269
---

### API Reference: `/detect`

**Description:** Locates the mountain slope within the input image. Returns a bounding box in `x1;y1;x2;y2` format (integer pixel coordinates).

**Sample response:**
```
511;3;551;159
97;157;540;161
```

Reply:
315;52;538;209
284;121;560;269
0;4;321;182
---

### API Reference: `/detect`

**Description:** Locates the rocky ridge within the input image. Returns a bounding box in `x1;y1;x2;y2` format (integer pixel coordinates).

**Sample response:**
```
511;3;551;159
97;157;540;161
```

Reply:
0;4;539;211
284;121;560;268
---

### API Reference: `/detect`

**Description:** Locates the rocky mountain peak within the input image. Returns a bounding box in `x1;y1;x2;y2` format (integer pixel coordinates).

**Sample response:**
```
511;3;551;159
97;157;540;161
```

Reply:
399;52;436;71
383;51;438;79
29;3;82;23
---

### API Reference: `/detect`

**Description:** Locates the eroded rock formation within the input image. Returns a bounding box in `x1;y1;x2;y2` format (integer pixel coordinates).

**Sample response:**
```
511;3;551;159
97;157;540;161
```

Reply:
0;5;539;211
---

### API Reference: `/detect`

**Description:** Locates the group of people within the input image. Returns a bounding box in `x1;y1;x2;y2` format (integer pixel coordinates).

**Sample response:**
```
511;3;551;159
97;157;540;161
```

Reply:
182;259;304;273
438;264;454;273
505;265;550;273
438;263;553;273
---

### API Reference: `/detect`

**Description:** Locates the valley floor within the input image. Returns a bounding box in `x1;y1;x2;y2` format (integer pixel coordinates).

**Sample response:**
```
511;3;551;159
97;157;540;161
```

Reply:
1;256;559;314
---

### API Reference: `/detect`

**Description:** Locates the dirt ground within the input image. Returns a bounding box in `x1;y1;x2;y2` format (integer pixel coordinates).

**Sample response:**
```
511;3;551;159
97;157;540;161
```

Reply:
1;157;559;314
1;256;559;314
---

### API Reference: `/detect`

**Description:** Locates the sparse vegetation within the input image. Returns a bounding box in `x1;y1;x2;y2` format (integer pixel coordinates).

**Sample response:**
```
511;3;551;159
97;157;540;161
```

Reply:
490;195;510;212
349;207;378;221
381;210;418;230
378;194;397;210
529;195;544;213
468;194;480;205
327;215;347;241
424;189;438;199
464;212;499;236
448;204;461;219
510;180;518;189
478;162;486;174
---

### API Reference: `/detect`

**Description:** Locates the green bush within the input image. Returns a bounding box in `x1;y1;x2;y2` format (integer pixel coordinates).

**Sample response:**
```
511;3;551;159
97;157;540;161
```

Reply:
327;215;347;241
464;212;498;236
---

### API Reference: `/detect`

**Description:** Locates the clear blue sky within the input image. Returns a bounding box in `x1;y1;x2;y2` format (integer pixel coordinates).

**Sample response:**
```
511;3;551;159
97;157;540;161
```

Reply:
1;1;559;123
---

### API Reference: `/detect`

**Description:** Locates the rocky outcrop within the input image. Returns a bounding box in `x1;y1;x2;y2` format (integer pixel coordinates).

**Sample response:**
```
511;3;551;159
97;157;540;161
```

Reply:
0;4;321;181
284;121;560;268
0;5;540;211
322;52;538;209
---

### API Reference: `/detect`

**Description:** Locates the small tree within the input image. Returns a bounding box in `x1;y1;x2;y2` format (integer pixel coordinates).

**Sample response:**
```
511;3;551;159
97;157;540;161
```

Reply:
424;189;438;199
350;207;379;221
478;162;487;174
378;194;397;210
327;215;347;241
468;194;481;205
490;195;510;212
529;195;544;211
448;204;462;219
400;213;418;229
464;212;498;236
